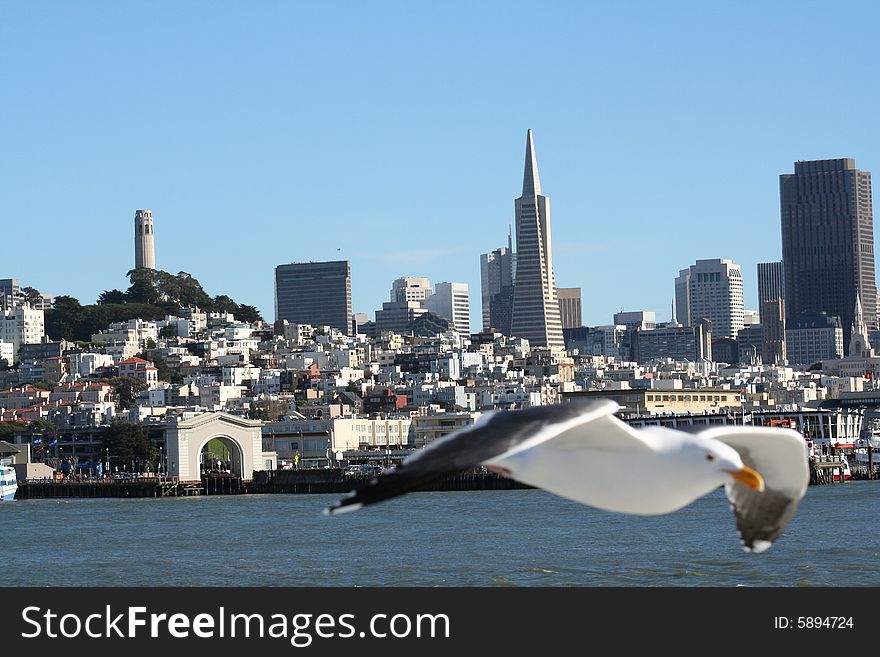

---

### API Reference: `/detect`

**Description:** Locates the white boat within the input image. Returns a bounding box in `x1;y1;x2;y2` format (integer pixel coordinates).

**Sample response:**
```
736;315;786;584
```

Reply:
850;431;880;478
851;445;880;477
833;457;852;482
0;464;17;501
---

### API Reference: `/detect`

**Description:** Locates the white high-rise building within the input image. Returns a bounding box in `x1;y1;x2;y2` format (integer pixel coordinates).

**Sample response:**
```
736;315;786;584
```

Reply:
390;277;433;304
425;282;470;334
0;304;45;363
675;259;744;339
509;130;564;350
134;209;156;270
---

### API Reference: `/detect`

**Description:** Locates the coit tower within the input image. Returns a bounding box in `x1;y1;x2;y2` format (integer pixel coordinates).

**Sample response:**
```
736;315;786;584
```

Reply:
134;209;156;270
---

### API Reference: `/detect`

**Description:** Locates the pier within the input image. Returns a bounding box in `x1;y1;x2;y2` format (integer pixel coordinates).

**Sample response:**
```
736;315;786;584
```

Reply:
18;461;873;499
247;468;531;494
16;468;531;499
809;457;849;485
16;476;205;500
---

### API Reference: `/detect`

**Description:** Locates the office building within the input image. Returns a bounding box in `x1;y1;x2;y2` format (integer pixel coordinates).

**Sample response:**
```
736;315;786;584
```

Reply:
424;282;470;334
557;287;582;329
761;298;786;364
0;305;45;364
781;158;876;346
674;259;744;338
633;320;712;364
390;277;433;304
480;232;516;335
785;313;843;366
274;260;352;334
757;261;785;303
509;130;565;350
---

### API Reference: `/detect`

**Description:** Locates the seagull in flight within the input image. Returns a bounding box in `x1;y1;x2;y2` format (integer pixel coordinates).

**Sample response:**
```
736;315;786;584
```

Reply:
325;400;810;552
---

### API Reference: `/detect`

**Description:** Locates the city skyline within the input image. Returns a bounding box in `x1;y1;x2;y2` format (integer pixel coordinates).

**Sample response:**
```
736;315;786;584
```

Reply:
4;3;880;331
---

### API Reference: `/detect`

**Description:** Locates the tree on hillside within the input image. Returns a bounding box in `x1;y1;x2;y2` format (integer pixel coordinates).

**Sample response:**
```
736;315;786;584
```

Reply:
211;294;237;314
125;277;160;305
44;295;83;340
107;376;150;409
249;398;289;421
156;270;212;308
236;304;263;323
147;355;182;384
97;289;127;305
45;269;261;340
22;286;42;305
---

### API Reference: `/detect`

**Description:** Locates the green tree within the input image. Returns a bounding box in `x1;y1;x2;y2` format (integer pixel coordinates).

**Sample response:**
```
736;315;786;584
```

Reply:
149;355;182;384
236;304;264;323
145;337;157;350
100;420;158;472
125;279;160;305
162;271;212;307
0;421;30;437
43;270;262;340
249;398;289;421
211;294;237;314
97;289;127;304
22;286;42;305
108;376;150;409
44;295;82;340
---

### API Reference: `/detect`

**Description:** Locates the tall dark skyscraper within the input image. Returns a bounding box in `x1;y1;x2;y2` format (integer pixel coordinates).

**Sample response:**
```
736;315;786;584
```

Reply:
780;158;876;346
757;261;784;303
274;260;352;334
757;261;786;364
509;130;564;350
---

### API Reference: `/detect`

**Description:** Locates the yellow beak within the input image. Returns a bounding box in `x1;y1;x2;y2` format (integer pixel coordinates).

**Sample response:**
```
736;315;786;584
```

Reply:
725;465;765;492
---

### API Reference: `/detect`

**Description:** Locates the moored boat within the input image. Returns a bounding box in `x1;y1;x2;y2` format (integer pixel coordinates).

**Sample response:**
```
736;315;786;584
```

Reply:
832;458;852;482
0;464;17;501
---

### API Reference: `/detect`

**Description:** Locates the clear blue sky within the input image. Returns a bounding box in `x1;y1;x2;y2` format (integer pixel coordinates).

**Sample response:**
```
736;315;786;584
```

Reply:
3;1;879;330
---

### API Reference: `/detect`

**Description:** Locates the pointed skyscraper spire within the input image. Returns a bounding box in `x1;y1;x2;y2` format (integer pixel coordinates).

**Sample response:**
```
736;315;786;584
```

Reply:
849;292;874;358
522;129;542;197
510;129;564;350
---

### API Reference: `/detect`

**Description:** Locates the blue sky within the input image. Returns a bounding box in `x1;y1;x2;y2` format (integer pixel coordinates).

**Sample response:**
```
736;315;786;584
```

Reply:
3;1;879;330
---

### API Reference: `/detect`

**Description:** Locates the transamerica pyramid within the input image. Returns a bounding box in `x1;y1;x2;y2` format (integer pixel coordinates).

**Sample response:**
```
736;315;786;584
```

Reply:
509;130;565;350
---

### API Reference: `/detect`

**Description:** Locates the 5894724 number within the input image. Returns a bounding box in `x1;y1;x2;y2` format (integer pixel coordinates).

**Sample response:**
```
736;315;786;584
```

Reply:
797;617;853;629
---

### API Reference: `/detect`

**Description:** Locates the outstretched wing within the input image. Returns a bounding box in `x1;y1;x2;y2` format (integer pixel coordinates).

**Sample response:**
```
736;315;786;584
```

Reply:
324;399;619;515
701;427;809;553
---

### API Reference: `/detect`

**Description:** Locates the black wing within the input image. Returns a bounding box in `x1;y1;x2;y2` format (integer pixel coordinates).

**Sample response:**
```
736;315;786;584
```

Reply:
324;399;617;515
701;427;810;553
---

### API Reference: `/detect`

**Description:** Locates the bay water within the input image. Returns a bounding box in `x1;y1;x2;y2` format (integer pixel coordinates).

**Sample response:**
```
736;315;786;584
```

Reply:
2;482;878;586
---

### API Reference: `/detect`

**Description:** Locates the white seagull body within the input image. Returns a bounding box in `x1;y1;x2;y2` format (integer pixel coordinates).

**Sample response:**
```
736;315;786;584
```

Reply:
326;400;810;552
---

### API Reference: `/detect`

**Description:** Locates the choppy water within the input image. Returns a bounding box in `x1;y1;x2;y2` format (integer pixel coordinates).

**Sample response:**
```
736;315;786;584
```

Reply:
2;482;878;586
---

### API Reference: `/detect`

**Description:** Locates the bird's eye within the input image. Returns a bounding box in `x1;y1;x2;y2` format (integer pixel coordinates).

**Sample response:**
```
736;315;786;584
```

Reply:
706;454;715;461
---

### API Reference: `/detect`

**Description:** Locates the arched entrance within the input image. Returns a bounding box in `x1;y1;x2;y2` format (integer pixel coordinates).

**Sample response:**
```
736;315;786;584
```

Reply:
163;411;275;482
198;435;246;477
